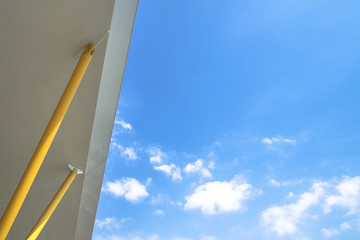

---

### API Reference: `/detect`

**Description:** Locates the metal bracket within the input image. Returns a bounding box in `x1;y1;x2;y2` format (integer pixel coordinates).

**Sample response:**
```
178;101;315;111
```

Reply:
68;164;84;175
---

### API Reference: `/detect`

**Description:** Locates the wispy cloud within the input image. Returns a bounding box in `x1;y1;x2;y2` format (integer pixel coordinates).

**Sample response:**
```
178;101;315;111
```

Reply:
122;147;137;160
321;228;340;238
93;235;126;240
147;235;160;240
146;178;152;186
95;217;130;229
154;164;182;181
115;119;133;131
340;221;351;231
151;194;166;205
147;146;167;164
111;143;138;160
321;222;352;239
154;209;165;215
262;137;296;145
170;238;193;240
102;178;149;203
94;235;159;240
184;175;252;215
269;178;302;187
184;159;212;178
94;235;215;240
261;182;326;235
200;236;216;240
208;161;215;169
262;176;360;236
269;179;292;186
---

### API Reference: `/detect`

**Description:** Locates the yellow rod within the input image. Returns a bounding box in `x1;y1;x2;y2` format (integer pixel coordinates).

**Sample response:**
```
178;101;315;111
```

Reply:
26;168;79;240
0;43;95;240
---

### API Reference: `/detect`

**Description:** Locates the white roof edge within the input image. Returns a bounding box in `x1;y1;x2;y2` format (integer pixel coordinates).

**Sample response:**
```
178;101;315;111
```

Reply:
73;0;139;239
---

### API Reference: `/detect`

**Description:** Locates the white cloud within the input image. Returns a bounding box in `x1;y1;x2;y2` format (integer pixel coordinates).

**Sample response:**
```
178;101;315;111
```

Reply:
321;228;340;238
93;236;126;240
325;176;360;214
94;235;159;240
102;178;149;203
123;147;137;160
147;235;160;240
95;217;129;229
146;178;152;186
151;194;165;205
172;168;182;181
171;201;183;206
269;179;291;186
213;141;221;146
154;164;173;175
184;175;252;215
112;143;137;160
170;238;192;240
340;221;351;231
184;159;212;178
262;176;360;236
269;178;302;187
154;209;164;215
208;161;215;169
150;194;182;206
200;236;216;240
261;182;326;235
207;151;217;160
262;137;296;145
115;119;133;131
287;192;295;199
154;164;182;181
148;146;167;164
262;138;273;144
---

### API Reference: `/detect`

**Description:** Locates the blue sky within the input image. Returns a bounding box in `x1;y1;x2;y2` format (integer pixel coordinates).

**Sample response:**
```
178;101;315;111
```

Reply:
93;0;360;239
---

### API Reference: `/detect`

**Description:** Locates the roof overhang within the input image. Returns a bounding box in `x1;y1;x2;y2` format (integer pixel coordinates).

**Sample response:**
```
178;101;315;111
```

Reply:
0;0;138;239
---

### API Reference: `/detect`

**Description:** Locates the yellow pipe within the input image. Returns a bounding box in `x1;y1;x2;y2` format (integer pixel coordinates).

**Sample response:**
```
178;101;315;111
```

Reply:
0;43;95;240
26;168;79;240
